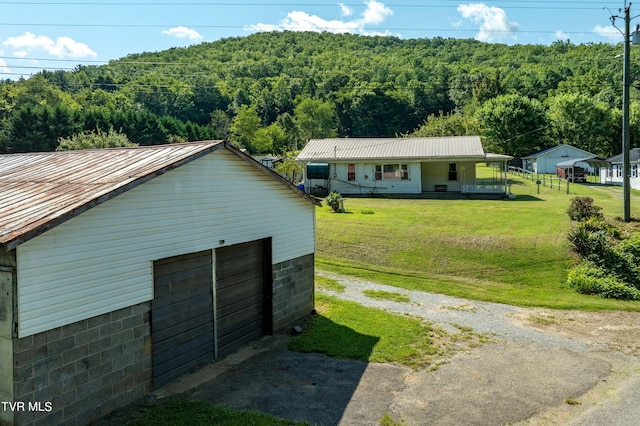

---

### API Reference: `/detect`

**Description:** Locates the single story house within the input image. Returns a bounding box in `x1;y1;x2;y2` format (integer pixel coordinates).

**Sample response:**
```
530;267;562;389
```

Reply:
0;141;319;425
522;144;597;174
600;148;640;189
296;136;511;196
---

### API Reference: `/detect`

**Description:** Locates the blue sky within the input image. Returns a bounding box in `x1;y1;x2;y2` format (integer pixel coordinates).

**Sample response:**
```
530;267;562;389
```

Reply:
0;1;633;78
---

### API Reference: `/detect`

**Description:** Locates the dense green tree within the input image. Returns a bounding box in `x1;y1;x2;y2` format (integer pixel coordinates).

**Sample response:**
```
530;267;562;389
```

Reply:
0;31;631;154
410;112;481;137
253;122;287;154
210;109;231;140
293;98;337;142
229;104;261;152
2;105;79;153
546;93;617;157
475;94;548;157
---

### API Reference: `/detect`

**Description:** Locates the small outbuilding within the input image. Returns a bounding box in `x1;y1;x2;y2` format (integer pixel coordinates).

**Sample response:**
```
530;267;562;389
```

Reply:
522;144;597;174
296;137;511;197
0;141;319;425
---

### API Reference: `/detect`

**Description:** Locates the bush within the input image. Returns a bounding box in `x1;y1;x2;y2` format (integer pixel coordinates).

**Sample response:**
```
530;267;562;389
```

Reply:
567;225;608;258
567;262;640;300
325;191;345;213
617;232;640;262
567;196;603;221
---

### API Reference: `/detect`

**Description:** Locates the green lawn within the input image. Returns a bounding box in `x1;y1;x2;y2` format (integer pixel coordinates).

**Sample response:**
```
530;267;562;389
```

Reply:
316;166;640;311
128;400;305;426
289;294;486;369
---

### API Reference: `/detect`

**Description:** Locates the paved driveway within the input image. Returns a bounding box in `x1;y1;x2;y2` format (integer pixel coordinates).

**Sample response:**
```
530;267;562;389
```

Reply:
151;273;640;425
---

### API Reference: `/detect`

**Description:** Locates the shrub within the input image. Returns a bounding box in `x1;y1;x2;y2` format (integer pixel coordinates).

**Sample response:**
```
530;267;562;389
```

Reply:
567;262;640;300
567;225;608;259
617;232;640;262
567;196;603;221
325;191;345;213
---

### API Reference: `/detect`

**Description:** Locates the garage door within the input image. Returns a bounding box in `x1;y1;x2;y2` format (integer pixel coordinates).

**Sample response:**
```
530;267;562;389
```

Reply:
215;239;272;358
151;250;214;389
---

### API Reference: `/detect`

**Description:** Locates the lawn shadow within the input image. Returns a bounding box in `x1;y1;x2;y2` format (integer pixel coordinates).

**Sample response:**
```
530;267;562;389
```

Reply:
187;318;380;425
506;195;544;201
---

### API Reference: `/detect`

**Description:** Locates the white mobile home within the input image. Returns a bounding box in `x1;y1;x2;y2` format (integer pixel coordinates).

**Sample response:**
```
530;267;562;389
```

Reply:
601;148;640;189
296;137;511;196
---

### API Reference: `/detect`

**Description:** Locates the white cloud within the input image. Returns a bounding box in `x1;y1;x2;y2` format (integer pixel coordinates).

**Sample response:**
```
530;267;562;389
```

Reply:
245;1;395;36
2;32;96;58
0;57;10;76
554;31;570;41
162;26;203;41
362;0;393;25
593;25;622;41
339;3;353;17
49;36;97;58
457;3;519;42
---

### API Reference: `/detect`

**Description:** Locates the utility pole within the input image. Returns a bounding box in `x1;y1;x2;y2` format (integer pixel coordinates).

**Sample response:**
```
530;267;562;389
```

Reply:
612;2;639;221
623;4;631;221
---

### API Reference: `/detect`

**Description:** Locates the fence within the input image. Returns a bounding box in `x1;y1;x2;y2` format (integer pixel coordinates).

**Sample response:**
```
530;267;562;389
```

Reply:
507;166;599;194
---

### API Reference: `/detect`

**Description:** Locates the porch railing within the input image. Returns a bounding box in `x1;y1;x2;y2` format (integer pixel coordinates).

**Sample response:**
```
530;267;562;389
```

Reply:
462;184;507;194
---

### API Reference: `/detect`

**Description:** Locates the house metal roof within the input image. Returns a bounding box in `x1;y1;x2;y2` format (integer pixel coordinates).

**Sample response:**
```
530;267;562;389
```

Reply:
607;148;640;165
0;140;318;250
522;144;595;160
556;157;611;169
296;137;487;162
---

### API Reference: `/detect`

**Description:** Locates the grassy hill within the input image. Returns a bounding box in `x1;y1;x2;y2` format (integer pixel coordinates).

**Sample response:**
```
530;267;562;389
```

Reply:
316;167;640;311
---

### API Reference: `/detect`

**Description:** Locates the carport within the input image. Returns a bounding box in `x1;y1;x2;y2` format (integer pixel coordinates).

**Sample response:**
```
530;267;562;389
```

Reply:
556;157;611;183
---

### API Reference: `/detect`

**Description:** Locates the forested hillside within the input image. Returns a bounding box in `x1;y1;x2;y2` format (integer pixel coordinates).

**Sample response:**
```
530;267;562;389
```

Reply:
0;31;636;157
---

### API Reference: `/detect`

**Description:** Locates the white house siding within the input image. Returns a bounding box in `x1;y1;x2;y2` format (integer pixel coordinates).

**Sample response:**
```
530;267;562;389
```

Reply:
529;146;595;174
323;161;422;194
600;165;640;190
16;149;315;337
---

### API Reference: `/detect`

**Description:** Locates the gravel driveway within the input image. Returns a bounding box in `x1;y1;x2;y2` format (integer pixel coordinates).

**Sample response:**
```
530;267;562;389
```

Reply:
152;272;640;425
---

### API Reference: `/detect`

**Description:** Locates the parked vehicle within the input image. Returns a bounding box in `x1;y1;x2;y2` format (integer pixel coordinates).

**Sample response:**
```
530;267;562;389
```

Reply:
556;166;586;183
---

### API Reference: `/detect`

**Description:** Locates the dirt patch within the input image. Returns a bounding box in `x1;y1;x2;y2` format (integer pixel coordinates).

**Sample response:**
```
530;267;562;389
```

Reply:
518;309;640;356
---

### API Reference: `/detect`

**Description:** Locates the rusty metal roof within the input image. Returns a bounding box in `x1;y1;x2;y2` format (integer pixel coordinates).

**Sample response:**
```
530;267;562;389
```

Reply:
296;136;486;162
0;141;318;250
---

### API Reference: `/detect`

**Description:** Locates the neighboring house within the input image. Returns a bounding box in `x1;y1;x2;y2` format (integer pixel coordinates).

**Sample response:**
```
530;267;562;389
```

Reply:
250;154;282;170
0;141;319;426
296;137;511;196
522;144;597;174
600;148;640;189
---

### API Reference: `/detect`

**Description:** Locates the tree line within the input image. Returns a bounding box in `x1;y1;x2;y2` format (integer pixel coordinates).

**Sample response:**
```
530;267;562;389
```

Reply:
0;31;637;158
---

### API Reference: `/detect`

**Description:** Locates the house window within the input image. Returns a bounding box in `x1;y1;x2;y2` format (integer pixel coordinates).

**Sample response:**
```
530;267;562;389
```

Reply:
347;164;356;181
448;163;458;181
375;164;408;180
616;166;623;178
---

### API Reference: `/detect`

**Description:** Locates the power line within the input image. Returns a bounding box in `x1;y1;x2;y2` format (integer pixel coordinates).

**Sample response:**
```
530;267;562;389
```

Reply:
0;1;623;6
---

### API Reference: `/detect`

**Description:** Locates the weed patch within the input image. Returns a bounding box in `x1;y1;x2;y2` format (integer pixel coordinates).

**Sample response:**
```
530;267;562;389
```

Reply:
125;399;305;426
363;289;410;303
315;275;345;293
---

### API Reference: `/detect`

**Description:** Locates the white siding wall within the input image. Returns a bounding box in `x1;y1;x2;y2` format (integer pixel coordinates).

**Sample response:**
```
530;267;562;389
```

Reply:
600;166;640;190
16;149;315;337
536;146;594;174
326;162;422;194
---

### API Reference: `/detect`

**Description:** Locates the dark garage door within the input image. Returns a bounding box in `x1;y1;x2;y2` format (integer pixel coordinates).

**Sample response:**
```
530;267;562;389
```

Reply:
215;239;271;358
152;250;214;389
